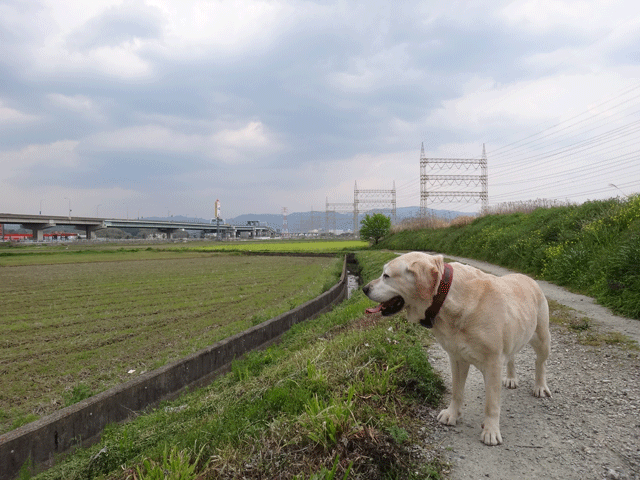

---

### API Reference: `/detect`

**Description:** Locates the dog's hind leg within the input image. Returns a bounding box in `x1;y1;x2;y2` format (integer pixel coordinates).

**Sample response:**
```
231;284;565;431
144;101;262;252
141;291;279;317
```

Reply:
437;357;470;426
530;332;552;397
503;357;518;389
530;301;552;398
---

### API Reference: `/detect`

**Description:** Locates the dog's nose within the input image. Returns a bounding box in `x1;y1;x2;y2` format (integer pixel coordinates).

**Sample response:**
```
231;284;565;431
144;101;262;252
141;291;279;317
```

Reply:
362;284;370;295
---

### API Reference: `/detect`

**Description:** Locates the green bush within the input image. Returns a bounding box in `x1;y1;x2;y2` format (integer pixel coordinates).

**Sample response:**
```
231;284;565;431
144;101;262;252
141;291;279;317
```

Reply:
378;195;640;320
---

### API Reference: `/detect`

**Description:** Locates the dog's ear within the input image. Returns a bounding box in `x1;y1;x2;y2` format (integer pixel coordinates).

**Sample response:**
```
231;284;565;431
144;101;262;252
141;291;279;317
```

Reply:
408;259;442;300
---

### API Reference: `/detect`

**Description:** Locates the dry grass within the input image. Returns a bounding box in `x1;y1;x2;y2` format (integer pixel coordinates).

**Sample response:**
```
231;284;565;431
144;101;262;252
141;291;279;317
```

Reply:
482;199;573;216
391;212;477;234
391;214;450;233
449;215;476;227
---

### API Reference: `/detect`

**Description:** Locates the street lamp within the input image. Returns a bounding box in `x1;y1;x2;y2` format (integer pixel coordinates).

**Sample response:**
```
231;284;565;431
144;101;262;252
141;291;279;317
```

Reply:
40;199;44;215
64;197;72;218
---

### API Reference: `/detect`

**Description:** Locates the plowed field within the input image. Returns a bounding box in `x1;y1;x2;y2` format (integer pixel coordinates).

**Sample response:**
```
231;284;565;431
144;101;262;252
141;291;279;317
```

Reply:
0;251;339;434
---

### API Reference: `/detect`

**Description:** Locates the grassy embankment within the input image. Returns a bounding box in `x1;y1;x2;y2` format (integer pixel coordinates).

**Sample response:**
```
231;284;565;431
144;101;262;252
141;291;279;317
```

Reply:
27;250;447;480
378;195;640;320
0;248;344;435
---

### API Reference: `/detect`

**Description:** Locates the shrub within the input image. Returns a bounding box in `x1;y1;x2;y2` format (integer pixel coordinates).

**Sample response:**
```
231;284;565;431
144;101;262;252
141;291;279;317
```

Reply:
359;214;391;245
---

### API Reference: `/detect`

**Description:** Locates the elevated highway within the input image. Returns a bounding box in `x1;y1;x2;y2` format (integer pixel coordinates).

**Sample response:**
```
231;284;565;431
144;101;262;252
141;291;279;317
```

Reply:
0;214;276;241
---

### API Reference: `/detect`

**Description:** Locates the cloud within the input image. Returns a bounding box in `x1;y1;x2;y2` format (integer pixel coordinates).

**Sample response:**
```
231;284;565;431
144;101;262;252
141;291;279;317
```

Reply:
0;100;40;124
0;140;80;177
8;1;163;81
84;124;201;154
211;121;284;164
422;70;640;137
154;0;316;59
498;0;640;33
1;0;639;219
47;93;104;121
67;0;164;51
0;181;143;218
82;120;283;165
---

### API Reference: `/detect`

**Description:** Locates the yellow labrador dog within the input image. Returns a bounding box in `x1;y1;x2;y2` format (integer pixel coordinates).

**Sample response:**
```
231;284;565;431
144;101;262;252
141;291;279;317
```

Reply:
363;252;551;445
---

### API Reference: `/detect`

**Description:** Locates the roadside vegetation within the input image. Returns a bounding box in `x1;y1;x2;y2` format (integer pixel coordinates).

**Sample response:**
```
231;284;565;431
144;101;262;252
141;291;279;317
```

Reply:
0;252;341;435
30;251;447;480
378;194;640;320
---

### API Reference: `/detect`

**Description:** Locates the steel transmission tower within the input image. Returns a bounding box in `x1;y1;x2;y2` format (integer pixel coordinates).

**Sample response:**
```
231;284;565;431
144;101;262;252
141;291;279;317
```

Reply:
299;207;321;234
420;143;488;215
353;181;397;233
325;197;354;234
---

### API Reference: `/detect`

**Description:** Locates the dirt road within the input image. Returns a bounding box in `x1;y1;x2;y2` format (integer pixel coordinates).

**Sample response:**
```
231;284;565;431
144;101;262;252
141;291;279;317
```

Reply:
420;254;640;480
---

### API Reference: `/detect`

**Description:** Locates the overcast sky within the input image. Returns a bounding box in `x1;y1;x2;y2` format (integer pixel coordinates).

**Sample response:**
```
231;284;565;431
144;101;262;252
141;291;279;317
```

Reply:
2;0;640;219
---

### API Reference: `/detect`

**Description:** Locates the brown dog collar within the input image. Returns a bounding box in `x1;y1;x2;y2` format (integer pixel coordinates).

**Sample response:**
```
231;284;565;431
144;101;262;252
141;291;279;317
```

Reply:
420;263;453;329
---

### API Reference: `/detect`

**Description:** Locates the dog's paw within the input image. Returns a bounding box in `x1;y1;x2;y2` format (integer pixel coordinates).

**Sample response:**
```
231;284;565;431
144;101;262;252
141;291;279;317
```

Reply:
437;408;459;426
480;421;503;446
502;377;518;389
533;384;552;398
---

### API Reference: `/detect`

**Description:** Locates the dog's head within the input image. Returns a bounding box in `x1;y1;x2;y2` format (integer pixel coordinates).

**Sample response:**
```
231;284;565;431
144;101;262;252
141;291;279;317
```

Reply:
362;252;445;323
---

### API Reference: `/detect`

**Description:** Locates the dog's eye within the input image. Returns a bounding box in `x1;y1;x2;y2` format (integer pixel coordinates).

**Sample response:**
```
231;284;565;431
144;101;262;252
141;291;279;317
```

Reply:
383;273;389;280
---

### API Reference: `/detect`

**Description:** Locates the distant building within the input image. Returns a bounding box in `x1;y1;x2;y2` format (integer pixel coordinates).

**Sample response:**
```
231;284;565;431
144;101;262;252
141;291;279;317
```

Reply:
2;232;79;242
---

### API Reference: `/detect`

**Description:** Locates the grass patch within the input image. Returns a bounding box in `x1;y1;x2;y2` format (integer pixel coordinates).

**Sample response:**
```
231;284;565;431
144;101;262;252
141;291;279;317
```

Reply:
28;251;447;480
62;384;94;407
548;300;639;350
0;251;342;434
578;330;637;348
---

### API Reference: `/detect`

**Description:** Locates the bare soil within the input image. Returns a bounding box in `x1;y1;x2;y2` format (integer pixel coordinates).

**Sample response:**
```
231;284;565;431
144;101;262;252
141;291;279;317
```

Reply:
417;254;640;480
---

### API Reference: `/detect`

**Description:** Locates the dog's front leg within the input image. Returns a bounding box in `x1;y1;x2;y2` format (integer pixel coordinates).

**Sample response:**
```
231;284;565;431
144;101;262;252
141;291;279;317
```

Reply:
437;357;470;425
480;360;503;446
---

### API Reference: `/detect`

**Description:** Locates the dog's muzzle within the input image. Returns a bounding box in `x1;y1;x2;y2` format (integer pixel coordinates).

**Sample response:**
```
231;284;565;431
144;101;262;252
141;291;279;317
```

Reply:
364;295;405;316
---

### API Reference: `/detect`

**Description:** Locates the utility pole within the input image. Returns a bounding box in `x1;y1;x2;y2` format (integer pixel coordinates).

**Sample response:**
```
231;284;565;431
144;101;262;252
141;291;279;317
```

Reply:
282;207;289;238
215;199;221;240
64;197;71;219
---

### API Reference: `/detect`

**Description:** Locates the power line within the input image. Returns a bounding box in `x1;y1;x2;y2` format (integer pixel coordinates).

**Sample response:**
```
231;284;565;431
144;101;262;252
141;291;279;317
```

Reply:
489;79;640;158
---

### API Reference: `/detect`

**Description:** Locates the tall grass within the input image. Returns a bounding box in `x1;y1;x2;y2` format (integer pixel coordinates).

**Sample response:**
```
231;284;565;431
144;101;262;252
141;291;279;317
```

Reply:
379;195;640;320
482;198;573;216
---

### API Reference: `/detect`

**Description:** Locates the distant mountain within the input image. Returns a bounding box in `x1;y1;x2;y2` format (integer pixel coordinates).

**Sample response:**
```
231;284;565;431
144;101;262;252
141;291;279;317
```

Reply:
224;207;470;233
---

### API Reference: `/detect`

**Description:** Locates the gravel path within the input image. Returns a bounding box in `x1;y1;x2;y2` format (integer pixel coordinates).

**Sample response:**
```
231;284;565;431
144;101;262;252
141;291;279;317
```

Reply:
418;254;640;480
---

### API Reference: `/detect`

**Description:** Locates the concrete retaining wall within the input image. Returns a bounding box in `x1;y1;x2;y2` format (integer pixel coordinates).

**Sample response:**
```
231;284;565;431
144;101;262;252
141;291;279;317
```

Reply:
0;255;350;480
